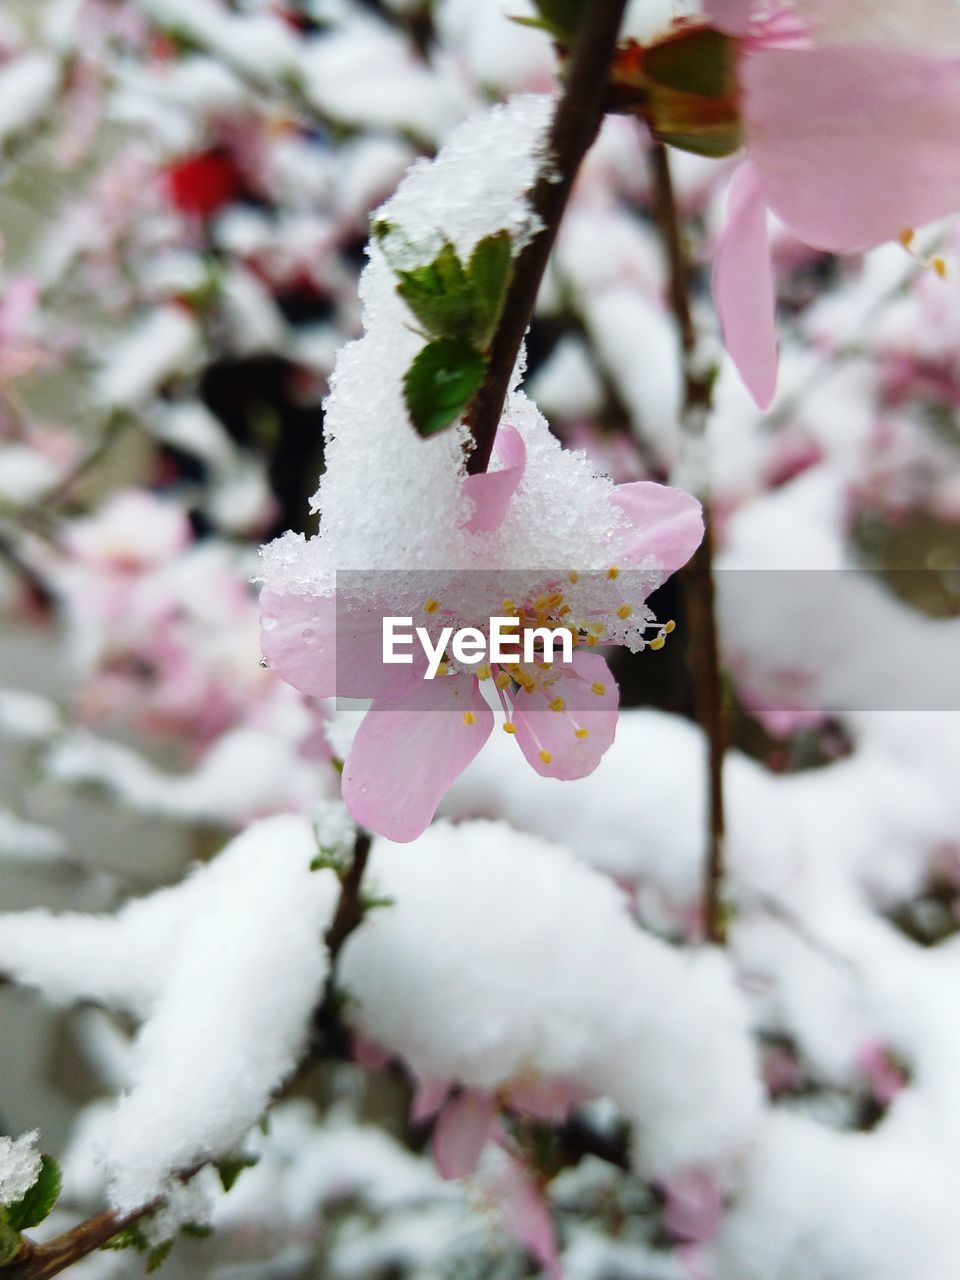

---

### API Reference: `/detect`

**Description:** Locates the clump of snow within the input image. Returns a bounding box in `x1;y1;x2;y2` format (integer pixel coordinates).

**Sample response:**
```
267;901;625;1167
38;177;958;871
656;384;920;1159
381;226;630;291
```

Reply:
0;53;60;145
340;820;762;1179
94;307;200;408
0;816;339;1210
0;1132;42;1207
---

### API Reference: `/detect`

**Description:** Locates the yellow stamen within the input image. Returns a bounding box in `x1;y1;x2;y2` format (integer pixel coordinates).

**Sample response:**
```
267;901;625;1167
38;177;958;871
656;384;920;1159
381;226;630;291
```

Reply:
436;661;450;677
423;598;440;614
568;570;579;584
933;256;948;279
575;727;590;739
650;636;666;651
607;566;620;581
539;749;552;764
586;635;599;646
591;682;606;696
558;604;571;618
899;228;915;248
549;696;566;713
616;604;633;620
503;721;517;735
462;711;476;726
664;619;677;634
477;665;492;681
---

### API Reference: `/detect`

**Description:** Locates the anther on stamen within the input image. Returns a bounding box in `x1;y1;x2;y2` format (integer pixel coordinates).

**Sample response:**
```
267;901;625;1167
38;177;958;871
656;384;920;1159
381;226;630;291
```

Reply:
539;749;552;764
503;721;517;734
477;665;492;681
664;619;676;634
462;711;476;726
423;598;440;614
898;230;949;278
650;636;666;651
616;603;633;620
575;727;589;739
568;570;579;584
549;696;565;713
437;661;450;676
591;682;606;696
607;566;619;581
496;672;512;689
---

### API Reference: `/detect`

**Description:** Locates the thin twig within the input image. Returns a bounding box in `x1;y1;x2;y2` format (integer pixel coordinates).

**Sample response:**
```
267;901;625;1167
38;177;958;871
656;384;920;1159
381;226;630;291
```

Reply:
2;1204;156;1280
648;141;728;945
464;2;630;474
324;830;373;961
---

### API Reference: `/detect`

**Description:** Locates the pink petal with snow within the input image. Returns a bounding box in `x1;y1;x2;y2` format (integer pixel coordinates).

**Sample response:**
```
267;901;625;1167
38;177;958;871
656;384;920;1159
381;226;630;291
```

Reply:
612;481;704;584
432;1090;497;1180
743;44;960;253
703;0;754;36
260;586;339;699
342;671;493;841
260;587;415;701
511;651;618;781
712;161;779;409
461;425;527;533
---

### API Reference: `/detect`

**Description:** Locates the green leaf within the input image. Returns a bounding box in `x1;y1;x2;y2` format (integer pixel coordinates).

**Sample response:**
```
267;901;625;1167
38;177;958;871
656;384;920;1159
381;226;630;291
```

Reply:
644;28;737;100
146;1240;174;1272
180;1222;214;1239
5;1155;61;1232
395;242;479;343
529;0;584;41
216;1153;259;1194
0;1213;23;1266
403;339;486;437
467;231;513;349
102;1224;149;1253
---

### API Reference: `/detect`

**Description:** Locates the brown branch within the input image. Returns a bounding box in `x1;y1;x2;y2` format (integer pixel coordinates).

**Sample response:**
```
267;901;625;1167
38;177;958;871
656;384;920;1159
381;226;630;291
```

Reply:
2;1204;156;1280
464;1;630;475
648;141;729;945
324;830;373;961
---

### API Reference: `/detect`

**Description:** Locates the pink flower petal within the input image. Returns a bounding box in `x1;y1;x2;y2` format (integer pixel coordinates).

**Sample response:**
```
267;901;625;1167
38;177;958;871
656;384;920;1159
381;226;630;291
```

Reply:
510;651;619;780
662;1167;724;1244
260;588;418;701
352;1033;392;1072
342;671;493;841
260;586;338;699
712;160;779;410
461;425;526;533
743;44;960;252
411;1077;450;1125
483;1156;562;1280
508;1078;581;1123
432;1090;497;1180
703;0;754;36
611;481;704;585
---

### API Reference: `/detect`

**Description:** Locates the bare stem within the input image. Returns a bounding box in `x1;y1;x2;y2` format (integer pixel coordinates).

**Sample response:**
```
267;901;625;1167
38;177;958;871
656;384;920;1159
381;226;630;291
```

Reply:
464;1;630;474
648;141;728;945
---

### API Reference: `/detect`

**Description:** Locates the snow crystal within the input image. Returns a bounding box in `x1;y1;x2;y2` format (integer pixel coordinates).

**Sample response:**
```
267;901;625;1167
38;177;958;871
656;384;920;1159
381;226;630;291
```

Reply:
0;1132;42;1207
0;816;340;1210
340;820;762;1177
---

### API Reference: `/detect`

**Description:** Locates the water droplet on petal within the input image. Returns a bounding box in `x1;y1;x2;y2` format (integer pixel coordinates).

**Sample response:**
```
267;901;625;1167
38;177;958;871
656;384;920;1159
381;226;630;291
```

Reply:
302;628;316;644
262;615;277;631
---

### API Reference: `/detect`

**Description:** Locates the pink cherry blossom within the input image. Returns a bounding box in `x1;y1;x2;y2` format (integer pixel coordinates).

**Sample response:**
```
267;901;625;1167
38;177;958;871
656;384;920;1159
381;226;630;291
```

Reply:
261;424;702;842
711;2;960;406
